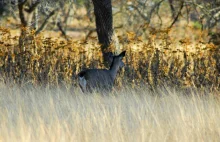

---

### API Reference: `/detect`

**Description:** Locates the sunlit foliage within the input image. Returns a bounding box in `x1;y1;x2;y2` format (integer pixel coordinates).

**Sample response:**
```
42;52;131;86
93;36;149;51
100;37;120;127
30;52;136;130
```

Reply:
0;26;219;90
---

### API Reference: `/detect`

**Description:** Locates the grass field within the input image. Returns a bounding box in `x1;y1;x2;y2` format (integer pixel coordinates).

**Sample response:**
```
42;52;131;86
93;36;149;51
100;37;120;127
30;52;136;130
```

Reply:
0;4;219;141
0;82;220;142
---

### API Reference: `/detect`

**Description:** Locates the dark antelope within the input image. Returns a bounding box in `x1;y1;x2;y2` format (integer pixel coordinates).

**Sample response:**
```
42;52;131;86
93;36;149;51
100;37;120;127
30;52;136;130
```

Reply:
78;51;126;93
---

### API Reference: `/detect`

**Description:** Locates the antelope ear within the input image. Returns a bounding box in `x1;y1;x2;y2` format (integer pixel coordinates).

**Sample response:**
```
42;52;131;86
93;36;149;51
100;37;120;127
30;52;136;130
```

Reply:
119;51;126;57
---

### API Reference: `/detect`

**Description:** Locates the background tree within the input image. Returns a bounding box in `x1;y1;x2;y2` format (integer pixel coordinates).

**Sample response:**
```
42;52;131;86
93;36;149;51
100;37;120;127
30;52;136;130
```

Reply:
17;0;57;49
92;0;113;49
92;0;114;67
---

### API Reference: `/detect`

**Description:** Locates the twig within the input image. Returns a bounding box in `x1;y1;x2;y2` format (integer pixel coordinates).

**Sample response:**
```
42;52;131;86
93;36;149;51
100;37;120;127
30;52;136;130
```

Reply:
168;0;175;18
63;2;73;31
85;29;97;41
130;0;165;23
57;21;68;40
35;9;57;35
169;1;184;29
24;0;40;13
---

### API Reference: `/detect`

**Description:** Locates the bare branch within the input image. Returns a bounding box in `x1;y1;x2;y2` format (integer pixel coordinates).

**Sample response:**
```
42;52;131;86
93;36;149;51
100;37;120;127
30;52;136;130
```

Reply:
169;1;184;29
168;0;175;18
57;21;68;40
130;5;148;22
24;1;40;13
35;9;57;35
130;0;165;23
186;1;220;29
18;0;28;26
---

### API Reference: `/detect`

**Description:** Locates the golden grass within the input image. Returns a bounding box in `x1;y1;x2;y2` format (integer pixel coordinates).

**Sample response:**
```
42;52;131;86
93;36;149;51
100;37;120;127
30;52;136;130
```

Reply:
0;83;220;142
0;26;219;89
1;4;220;141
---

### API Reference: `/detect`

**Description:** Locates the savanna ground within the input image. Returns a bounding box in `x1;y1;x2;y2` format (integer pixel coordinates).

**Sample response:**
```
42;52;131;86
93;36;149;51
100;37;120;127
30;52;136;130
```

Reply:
0;83;220;141
0;1;220;141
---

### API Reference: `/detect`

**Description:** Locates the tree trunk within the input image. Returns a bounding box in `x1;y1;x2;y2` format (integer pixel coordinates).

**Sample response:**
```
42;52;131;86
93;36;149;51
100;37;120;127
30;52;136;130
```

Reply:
92;0;113;49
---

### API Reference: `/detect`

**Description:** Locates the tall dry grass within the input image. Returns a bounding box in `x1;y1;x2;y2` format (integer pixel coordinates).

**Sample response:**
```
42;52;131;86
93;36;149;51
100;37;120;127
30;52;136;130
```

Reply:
0;82;220;142
0;26;219;89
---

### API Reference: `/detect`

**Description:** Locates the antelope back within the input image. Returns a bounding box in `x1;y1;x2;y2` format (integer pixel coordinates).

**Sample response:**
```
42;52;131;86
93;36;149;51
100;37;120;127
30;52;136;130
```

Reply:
78;51;126;93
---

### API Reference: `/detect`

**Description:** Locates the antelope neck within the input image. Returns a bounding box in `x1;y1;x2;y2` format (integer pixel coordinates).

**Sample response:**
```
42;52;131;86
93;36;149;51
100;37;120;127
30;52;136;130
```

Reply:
109;58;119;80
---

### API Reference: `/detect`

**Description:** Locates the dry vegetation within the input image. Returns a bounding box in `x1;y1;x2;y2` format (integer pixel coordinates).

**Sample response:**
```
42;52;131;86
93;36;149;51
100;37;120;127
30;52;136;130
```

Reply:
0;83;220;141
0;1;220;141
0;26;219;89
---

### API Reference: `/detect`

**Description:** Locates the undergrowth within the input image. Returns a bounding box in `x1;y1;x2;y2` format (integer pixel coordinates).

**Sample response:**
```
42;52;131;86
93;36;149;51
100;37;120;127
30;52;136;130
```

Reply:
0;27;219;89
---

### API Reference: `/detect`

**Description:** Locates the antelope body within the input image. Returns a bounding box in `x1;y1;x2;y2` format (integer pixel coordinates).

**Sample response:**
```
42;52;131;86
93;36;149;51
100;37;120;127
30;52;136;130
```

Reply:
78;51;126;92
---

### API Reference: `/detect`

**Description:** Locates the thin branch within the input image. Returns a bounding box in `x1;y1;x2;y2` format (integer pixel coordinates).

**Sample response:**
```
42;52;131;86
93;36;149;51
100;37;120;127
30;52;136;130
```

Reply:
18;0;28;26
186;1;211;17
169;1;184;29
186;1;220;29
24;1;40;13
57;21;68;40
155;3;163;27
130;5;148;21
168;0;175;18
130;0;165;23
63;2;73;31
185;2;190;24
35;9;57;35
85;29;96;41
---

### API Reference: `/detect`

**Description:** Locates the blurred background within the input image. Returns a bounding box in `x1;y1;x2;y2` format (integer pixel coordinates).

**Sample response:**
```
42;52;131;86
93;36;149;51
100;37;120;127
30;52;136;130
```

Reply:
0;0;220;40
